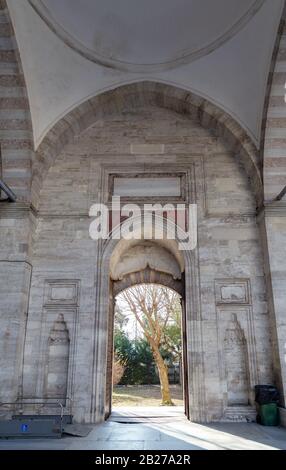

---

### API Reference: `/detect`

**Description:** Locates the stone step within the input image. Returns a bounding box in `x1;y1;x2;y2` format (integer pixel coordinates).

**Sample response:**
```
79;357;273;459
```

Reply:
221;406;257;423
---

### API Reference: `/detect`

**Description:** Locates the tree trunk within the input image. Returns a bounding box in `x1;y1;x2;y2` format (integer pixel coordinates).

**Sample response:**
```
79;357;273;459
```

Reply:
152;347;173;405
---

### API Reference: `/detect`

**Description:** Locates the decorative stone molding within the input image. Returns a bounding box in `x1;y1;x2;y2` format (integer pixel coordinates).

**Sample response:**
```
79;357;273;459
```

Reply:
43;279;80;307
110;242;182;282
109;172;186;202
217;306;259;412
113;267;184;297
35;306;78;402
0;201;36;218
215;279;259;419
23;279;81;405
89;156;206;219
257;202;286;218
215;279;251;305
44;314;70;400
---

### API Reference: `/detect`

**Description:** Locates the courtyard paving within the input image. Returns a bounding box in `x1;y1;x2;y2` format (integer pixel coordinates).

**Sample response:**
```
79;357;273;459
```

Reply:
0;407;285;451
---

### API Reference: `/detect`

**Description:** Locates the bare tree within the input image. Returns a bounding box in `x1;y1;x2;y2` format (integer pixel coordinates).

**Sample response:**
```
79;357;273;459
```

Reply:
117;284;181;405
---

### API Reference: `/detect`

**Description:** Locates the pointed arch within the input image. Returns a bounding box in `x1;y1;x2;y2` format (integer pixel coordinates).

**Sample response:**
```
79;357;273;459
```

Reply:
32;81;263;208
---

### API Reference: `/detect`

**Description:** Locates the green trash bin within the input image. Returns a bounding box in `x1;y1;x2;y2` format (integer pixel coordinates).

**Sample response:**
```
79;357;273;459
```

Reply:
259;403;279;426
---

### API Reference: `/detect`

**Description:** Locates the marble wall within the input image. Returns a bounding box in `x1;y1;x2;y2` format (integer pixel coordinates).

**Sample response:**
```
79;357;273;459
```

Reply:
0;0;285;419
18;106;273;423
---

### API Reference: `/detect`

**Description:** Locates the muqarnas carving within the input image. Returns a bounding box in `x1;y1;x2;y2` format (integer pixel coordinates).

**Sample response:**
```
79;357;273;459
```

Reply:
224;314;250;406
44;314;70;400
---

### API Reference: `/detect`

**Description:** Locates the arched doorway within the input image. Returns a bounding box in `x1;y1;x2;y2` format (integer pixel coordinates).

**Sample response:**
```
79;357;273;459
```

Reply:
111;282;185;417
106;242;189;419
19;82;267;425
90;223;205;423
106;241;189;419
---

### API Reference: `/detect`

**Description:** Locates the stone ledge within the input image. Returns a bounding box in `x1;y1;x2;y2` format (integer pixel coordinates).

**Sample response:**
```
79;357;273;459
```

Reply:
221;406;257;423
0;201;36;218
257;202;286;219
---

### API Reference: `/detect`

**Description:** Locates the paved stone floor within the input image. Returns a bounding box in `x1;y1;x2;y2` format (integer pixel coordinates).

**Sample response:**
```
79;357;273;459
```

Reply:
0;408;286;451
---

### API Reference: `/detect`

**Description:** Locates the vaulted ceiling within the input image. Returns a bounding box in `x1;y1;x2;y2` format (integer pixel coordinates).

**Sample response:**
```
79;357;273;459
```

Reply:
29;0;266;71
6;0;284;148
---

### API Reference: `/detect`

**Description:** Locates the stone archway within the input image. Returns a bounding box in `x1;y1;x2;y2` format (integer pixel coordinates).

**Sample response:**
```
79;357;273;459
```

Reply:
89;219;206;424
106;241;187;419
32;81;263;209
108;268;187;418
113;267;184;298
18;79;270;425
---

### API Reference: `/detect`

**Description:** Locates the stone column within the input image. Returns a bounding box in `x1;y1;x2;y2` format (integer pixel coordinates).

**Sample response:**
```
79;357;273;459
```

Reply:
0;204;33;403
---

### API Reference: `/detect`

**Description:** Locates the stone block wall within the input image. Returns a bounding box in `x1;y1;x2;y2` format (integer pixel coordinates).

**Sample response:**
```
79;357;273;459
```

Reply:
0;0;33;201
262;19;286;405
0;1;34;406
0;0;284;425
23;107;273;422
0;209;33;403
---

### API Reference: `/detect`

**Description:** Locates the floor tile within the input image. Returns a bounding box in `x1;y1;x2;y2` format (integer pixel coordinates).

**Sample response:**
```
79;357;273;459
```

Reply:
0;409;285;451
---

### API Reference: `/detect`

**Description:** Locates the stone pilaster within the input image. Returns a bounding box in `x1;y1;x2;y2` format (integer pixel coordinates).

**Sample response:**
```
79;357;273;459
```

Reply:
0;202;34;403
258;202;286;405
0;1;33;202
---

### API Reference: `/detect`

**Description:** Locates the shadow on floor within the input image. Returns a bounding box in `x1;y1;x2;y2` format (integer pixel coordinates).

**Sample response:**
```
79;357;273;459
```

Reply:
0;412;285;450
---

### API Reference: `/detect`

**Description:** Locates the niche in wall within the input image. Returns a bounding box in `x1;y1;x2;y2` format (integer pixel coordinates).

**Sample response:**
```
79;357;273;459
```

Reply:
44;314;70;400
224;314;249;406
37;280;80;404
215;279;258;416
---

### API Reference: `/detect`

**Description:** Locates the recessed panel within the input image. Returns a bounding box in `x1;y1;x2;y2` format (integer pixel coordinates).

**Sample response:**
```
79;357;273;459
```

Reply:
113;176;181;198
215;279;250;305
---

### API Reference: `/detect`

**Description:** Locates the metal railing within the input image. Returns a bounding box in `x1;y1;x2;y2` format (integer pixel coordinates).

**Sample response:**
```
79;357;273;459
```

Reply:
0;396;72;413
0;397;73;434
275;185;286;201
0;179;17;202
